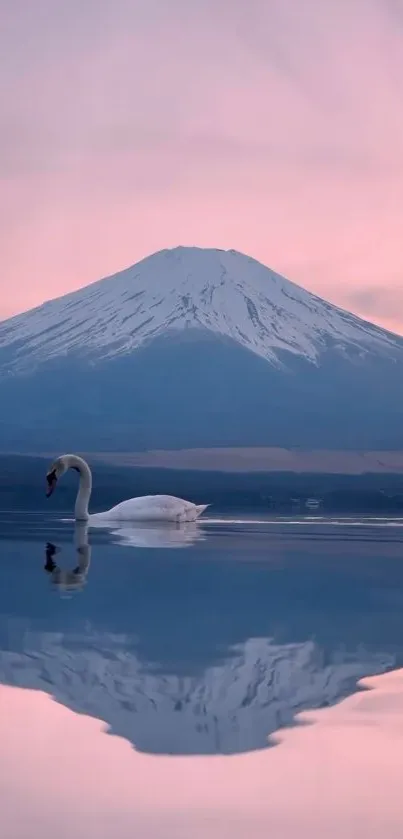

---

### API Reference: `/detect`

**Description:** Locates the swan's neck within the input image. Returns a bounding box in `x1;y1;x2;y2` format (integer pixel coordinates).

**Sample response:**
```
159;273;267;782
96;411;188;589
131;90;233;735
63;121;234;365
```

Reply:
65;455;92;521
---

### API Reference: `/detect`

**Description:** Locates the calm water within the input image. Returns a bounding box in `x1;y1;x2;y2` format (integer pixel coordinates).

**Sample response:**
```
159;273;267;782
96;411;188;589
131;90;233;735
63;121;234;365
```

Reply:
1;511;403;837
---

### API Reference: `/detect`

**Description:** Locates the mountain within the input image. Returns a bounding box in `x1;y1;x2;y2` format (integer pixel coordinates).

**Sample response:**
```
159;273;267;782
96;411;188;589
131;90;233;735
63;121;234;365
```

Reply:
0;246;402;451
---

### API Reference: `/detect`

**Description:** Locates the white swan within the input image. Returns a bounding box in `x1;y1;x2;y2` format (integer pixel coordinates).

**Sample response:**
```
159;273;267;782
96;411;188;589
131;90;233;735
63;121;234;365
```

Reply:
45;454;210;522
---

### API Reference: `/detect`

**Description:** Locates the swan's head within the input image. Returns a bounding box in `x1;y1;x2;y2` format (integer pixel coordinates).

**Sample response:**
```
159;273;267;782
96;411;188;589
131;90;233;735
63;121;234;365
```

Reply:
46;456;67;497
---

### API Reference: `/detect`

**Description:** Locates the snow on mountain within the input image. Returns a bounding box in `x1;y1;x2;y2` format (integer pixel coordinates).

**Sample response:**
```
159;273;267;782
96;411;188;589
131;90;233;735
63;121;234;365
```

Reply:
1;246;401;376
0;629;394;755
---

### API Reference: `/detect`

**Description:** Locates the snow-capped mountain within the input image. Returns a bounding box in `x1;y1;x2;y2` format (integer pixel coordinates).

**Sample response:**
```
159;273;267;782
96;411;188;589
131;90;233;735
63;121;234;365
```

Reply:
0;247;402;451
0;628;394;755
0;247;401;372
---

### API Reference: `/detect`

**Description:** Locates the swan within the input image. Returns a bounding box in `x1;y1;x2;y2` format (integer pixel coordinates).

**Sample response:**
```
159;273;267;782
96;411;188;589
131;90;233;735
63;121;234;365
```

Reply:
45;454;210;522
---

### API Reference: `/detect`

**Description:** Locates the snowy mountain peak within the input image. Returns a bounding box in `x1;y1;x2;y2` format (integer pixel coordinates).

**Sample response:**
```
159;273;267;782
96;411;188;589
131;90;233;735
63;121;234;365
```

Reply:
1;246;401;374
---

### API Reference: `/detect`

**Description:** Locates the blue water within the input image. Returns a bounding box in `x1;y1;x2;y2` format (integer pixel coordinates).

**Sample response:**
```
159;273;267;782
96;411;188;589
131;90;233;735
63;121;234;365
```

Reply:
2;511;403;837
0;511;403;757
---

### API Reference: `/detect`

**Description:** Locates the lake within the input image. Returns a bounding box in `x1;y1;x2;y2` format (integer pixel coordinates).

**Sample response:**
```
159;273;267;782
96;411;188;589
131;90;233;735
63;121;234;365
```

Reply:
1;510;403;837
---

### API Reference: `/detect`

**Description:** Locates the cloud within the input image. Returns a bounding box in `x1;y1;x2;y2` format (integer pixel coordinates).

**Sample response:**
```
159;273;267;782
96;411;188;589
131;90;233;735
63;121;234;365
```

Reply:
347;287;403;320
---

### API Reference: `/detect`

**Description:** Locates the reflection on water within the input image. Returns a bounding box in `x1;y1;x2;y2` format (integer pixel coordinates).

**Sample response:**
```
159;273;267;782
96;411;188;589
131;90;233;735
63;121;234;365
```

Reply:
99;519;205;548
0;514;403;756
59;517;206;547
0;671;403;839
45;522;91;592
2;669;403;838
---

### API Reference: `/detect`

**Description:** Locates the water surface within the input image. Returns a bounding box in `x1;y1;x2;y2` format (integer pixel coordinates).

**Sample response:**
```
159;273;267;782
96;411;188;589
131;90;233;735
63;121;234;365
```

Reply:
0;511;403;836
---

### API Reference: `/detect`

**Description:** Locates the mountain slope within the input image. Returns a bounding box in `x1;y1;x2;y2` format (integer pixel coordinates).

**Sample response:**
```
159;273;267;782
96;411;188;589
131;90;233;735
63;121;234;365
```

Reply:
0;247;402;452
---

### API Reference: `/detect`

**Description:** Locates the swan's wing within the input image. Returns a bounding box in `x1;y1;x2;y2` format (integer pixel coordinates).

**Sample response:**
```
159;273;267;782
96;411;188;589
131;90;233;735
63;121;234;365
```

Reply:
144;496;209;518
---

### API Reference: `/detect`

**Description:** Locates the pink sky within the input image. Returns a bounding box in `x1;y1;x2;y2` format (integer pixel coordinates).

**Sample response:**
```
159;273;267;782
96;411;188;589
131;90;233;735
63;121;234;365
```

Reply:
2;670;403;837
1;0;403;333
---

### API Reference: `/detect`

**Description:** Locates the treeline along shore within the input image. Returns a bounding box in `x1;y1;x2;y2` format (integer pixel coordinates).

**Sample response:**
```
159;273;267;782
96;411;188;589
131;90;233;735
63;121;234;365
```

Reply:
1;455;403;514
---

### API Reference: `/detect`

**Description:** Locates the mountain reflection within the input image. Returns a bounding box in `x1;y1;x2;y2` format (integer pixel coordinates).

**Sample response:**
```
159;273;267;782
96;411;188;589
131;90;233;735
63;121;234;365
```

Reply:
0;520;403;756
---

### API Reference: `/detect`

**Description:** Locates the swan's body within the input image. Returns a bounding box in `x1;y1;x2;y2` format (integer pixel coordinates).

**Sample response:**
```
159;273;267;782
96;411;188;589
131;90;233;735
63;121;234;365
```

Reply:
90;495;208;523
46;454;209;523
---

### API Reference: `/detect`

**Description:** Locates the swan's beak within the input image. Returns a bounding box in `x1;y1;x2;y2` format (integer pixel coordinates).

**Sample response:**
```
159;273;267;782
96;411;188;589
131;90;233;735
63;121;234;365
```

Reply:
46;471;57;497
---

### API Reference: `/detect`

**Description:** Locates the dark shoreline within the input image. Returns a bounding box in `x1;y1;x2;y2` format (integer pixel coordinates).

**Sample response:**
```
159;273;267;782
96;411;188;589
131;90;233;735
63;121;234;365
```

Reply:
1;454;403;515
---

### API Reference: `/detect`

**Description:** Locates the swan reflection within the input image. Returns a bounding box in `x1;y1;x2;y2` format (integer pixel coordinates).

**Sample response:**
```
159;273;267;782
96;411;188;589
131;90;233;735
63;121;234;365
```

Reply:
44;523;91;593
44;520;203;593
90;519;205;548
